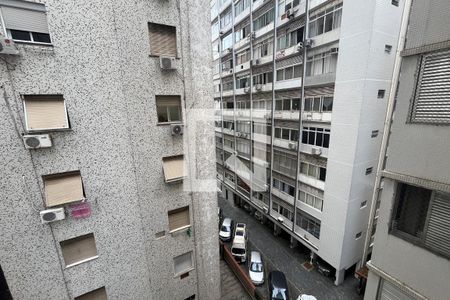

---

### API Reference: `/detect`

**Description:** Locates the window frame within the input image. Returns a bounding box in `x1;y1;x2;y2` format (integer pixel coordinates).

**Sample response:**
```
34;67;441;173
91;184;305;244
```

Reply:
23;94;70;132
156;96;183;124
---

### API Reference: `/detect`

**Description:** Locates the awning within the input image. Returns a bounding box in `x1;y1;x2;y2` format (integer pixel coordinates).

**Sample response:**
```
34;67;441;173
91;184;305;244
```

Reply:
163;155;185;183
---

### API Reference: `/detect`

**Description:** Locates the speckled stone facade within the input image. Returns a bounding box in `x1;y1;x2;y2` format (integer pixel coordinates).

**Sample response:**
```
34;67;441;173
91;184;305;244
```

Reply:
0;1;220;299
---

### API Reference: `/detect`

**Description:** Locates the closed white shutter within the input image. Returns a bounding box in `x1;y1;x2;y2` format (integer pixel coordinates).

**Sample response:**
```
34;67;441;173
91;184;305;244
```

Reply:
1;6;49;33
412;49;450;123
44;172;84;207
425;192;450;256
60;233;98;267
162;155;185;183
148;23;177;57
173;252;193;275
379;280;414;300
24;95;69;131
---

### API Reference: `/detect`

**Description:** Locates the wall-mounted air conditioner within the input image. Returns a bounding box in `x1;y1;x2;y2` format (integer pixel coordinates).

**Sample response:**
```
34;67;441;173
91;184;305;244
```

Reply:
297;42;303;52
23;134;52;149
277;216;284;223
244;87;250;93
288;142;297;150
330;47;339;54
160;56;176;69
0;35;20;55
40;208;65;224
304;39;313;48
171;124;183;135
229;69;233;74
311;147;322;156
255;84;262;90
253;58;261;65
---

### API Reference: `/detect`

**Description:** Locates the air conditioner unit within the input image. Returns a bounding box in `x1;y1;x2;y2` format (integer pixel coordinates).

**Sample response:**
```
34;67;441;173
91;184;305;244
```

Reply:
244;87;250;93
229;69;233;74
226;47;232;53
263;206;269;213
250;32;256;39
23;134;52;149
253;58;261;65
286;9;295;18
311;147;322;156
288;142;297;150
160;56;176;69
242;133;248;139
330;47;339;53
219;30;225;35
296;42;304;52
255;84;262;90
171;124;183;135
0;35;20;55
277;216;284;223
306;112;313;120
304;39;313;48
40;208;65;224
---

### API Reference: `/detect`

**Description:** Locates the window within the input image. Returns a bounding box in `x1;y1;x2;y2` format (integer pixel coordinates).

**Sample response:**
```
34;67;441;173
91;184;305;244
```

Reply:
75;287;107;300
391;184;450;259
296;211;321;238
409;49;450;124
236;75;249;88
220;10;232;29
23;95;69;131
377;90;385;99
253;38;273;59
235;0;250;17
210;0;218;17
355;232;362;239
277;28;303;50
162;155;185;183
253;9;274;31
274;127;298;142
309;4;342;37
360;200;367;208
148;23;177;57
371;130;379;138
60;233;98;267
235;24;250;43
273;150;297;177
253;72;273;85
300;162;326;181
221;32;233;51
385;44;393;53
1;2;51;44
299;190;323;211
391;0;399;7
365;167;373;175
222;58;233;72
304;96;333;113
43;171;84;207
272;178;295;197
301;127;330;148
377;280;415;300
278;0;300;16
272;201;294;221
174;251;193;276
276;65;302;81
211;21;219;37
306;50;338;76
156;96;182;123
168;206;190;232
236;49;251;65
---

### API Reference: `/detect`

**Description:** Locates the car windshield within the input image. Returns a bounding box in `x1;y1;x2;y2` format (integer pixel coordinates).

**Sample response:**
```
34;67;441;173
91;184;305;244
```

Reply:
272;288;287;300
221;225;230;232
235;231;244;236
250;262;263;272
231;248;245;255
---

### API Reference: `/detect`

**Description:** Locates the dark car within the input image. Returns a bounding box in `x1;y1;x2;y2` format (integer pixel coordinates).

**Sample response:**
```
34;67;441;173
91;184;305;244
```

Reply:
268;271;290;300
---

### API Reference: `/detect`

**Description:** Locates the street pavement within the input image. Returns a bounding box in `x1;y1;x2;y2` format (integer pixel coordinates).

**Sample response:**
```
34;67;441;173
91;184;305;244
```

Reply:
220;258;252;300
219;195;363;300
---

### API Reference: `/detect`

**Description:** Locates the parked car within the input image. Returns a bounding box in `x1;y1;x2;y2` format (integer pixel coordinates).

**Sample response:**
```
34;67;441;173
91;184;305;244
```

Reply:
249;251;264;285
315;258;333;277
231;223;247;263
269;271;289;300
219;218;233;242
296;295;317;300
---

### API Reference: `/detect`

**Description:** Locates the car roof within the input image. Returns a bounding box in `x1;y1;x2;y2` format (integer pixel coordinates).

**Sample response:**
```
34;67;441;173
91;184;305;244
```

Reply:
222;218;232;226
269;271;288;288
236;222;246;228
250;251;262;262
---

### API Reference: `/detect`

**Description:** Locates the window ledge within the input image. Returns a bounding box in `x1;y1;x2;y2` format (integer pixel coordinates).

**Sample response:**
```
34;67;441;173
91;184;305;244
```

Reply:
15;40;54;47
26;128;73;134
174;267;194;278
149;54;181;59
157;121;183;126
64;255;99;269
169;225;191;235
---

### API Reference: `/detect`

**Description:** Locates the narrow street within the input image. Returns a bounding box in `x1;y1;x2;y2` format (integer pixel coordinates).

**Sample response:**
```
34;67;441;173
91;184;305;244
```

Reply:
220;259;252;300
219;195;363;300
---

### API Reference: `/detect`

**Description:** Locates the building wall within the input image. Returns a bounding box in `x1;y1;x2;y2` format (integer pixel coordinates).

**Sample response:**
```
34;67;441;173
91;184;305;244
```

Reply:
0;0;219;299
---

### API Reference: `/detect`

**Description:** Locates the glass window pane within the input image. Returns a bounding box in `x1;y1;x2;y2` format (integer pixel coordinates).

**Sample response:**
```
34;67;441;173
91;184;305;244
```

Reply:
275;128;282;138
313;98;321;111
10;30;31;41
319;167;326;181
292;98;300;110
302;130;308;144
316;131;323;146
282;129;290;140
294;65;302;78
32;32;51;43
325;13;333;32
322;97;333;111
300;163;308;175
308;130;315;145
283;99;290;110
157;106;169;122
285;67;293;80
308;165;317;177
317;16;325;35
304;98;312;111
323;133;330;148
277;69;284;81
291;130;299;141
168;106;181;121
276;100;283;110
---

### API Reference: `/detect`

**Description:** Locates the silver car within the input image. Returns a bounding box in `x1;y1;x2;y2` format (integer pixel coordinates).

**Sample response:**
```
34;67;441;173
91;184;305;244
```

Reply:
249;251;264;285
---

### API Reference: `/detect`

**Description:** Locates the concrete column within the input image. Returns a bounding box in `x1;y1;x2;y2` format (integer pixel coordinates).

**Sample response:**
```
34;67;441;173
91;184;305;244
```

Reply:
273;224;281;236
334;268;345;286
290;236;298;249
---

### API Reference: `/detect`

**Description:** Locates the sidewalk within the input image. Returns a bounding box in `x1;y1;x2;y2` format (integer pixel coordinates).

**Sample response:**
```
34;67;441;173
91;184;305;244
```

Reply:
220;258;252;300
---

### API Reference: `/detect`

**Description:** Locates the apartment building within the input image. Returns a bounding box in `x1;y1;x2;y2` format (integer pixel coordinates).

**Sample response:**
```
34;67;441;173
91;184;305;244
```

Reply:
0;1;219;299
364;0;450;299
212;0;405;285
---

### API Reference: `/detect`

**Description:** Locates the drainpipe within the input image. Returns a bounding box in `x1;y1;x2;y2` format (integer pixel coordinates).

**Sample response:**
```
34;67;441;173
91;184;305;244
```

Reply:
361;0;412;266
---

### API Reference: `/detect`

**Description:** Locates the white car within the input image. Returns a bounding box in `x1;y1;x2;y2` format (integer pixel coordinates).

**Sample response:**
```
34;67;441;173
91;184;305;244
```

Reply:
231;223;247;263
219;218;233;241
249;251;264;285
296;295;317;300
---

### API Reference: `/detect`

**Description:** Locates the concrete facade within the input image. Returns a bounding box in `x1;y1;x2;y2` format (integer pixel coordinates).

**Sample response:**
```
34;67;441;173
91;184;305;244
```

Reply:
212;0;405;285
364;0;450;299
0;1;220;299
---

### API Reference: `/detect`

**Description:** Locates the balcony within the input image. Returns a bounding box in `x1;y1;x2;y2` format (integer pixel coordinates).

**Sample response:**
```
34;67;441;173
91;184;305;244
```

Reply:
252;156;269;168
252;83;272;93
215;126;223;133
235;87;248;96
272;188;295;206
222;127;234;136
300;143;328;158
302;112;332;123
254;22;274;40
221;68;234;78
222;89;233;97
222;109;234;117
235;109;250;119
213;73;220;81
276;2;305;28
298;174;325;191
253;132;271;144
219;0;232;15
252;0;268;12
252;109;271;120
234;36;250;51
294;225;319;249
296;200;322;220
274;77;302;91
273;138;298;151
274;110;300;120
276;44;302;60
253;54;273;67
311;29;340;49
304;73;336;87
271;210;293;231
235;7;251;25
235;61;251;74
